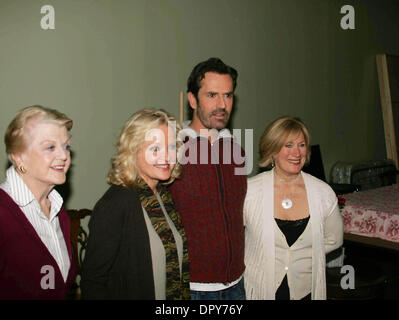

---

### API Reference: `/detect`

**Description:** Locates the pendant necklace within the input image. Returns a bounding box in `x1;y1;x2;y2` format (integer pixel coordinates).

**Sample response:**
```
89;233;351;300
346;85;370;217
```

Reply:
278;187;295;209
275;173;300;210
282;196;293;209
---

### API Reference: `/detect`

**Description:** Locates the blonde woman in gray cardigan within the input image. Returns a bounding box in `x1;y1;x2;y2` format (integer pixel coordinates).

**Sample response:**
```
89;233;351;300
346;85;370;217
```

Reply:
244;116;343;300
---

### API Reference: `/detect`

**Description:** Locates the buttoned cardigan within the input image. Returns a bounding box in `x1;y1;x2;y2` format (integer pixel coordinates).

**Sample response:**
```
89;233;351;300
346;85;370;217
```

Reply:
0;189;77;299
244;169;343;300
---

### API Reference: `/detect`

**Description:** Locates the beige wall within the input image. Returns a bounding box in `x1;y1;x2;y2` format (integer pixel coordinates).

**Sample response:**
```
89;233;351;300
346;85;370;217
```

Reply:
1;0;398;211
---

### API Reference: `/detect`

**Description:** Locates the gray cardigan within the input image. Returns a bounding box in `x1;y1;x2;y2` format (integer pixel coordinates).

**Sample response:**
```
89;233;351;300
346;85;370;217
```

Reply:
81;184;155;299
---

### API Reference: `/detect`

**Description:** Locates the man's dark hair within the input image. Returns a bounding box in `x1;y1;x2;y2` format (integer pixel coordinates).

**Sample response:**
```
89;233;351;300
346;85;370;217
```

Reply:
187;57;238;100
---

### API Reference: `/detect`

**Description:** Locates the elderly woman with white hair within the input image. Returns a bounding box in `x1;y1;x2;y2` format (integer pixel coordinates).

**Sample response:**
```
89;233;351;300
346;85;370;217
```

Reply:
0;105;77;299
81;108;190;300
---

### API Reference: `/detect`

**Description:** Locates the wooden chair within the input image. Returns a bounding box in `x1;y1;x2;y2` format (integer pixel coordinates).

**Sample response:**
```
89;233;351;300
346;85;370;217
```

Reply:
67;208;92;299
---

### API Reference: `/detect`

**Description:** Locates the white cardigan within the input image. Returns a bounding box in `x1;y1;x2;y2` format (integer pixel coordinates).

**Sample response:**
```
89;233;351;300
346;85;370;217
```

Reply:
244;169;343;300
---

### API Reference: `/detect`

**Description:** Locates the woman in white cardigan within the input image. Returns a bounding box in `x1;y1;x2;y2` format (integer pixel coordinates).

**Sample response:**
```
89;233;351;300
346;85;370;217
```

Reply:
244;116;343;300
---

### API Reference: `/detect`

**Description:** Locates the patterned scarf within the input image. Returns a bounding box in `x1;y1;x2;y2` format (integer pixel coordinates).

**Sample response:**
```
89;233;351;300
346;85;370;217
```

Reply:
135;180;190;300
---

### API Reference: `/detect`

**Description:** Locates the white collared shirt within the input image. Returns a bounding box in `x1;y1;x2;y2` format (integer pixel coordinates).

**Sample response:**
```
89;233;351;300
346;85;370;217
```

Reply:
0;166;71;282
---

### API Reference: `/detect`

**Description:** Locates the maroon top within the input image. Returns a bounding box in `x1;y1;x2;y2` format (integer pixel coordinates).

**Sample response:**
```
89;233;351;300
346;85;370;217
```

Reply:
170;136;247;284
0;189;77;299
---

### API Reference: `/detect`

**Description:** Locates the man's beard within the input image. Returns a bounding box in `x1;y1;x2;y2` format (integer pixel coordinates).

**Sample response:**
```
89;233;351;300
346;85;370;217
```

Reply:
196;106;230;130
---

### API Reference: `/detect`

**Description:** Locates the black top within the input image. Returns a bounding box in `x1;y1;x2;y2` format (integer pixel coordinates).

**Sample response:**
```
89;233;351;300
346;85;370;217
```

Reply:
274;216;310;300
81;184;155;299
275;216;310;247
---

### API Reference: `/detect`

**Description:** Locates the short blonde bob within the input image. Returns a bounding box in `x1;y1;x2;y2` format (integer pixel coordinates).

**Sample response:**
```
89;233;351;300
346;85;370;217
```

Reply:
5;105;73;161
107;108;182;188
259;116;311;168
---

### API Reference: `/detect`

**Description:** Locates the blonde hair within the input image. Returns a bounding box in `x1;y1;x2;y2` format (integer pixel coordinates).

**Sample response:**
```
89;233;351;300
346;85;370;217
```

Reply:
5;105;73;159
107;108;182;188
259;116;311;168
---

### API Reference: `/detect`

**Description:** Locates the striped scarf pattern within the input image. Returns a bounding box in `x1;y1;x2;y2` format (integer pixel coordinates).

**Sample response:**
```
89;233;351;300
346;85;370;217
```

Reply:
135;180;190;300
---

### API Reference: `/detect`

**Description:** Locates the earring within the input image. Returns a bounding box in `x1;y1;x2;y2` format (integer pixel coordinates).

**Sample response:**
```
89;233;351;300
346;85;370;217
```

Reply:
19;165;27;174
